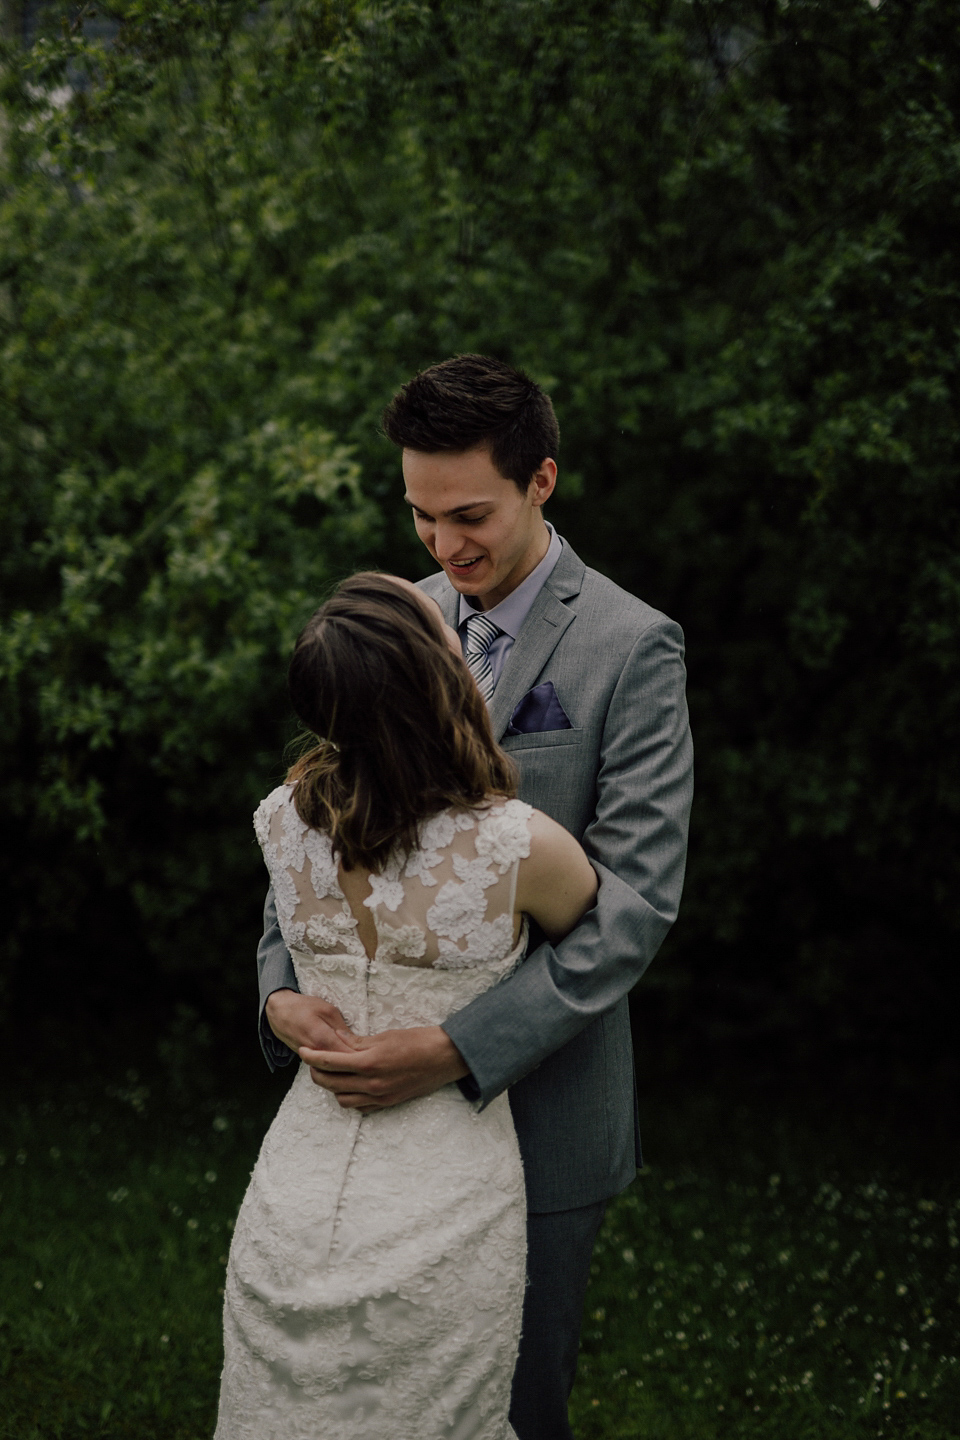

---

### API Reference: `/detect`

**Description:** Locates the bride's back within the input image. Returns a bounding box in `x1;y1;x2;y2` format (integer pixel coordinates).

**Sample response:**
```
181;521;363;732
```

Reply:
256;786;532;972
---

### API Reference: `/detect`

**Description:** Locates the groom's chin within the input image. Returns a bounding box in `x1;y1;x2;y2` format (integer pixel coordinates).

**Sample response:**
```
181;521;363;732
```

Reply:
443;568;488;596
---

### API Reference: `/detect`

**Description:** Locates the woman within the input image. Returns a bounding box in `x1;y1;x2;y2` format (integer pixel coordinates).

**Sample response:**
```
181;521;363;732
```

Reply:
215;573;597;1440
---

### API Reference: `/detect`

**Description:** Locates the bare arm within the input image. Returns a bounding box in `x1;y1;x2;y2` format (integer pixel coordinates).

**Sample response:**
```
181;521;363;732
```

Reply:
515;809;598;942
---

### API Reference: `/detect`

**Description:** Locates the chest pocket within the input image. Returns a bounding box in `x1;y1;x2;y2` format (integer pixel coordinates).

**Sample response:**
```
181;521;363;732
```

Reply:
499;728;584;752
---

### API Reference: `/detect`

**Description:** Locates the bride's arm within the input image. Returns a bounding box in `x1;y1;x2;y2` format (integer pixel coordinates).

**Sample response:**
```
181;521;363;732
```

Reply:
514;810;598;943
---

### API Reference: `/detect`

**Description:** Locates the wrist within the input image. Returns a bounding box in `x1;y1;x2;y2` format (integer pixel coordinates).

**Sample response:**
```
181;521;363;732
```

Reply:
432;1027;469;1082
265;988;300;1039
265;987;296;1015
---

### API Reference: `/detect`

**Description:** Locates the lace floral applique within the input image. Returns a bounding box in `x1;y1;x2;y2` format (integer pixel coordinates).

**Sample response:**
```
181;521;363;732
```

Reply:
271;866;306;950
279;795;310;874
307;908;366;957
253;788;307;950
420;801;532;970
451;852;501;890
434;914;516;970
252;786;288;850
404;810;475;887
426;878;486;944
475;800;533;872
365;854;405;913
375;921;428;964
304;826;343;901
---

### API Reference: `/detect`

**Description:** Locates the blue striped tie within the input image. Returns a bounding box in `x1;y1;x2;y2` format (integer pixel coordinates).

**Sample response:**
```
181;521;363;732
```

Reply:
463;612;501;704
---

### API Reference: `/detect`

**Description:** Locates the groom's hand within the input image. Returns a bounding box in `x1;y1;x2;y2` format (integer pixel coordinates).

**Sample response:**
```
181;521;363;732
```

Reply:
265;989;355;1056
299;1026;469;1112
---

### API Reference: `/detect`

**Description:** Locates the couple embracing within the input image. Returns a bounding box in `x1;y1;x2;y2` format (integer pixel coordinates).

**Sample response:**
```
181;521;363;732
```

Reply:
215;356;693;1439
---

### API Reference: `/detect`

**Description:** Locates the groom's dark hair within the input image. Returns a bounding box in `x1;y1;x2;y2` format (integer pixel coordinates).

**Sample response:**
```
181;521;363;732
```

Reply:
381;354;560;493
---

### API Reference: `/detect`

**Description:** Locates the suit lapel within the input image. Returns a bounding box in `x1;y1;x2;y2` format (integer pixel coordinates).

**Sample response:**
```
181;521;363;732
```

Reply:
436;585;459;628
418;541;587;741
488;543;585;740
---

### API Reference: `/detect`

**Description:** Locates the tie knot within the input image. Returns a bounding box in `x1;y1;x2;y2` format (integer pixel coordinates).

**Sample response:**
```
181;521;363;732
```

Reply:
464;611;500;659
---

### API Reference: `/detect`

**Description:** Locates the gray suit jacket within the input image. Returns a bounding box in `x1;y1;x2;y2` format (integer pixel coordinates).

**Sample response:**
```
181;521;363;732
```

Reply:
256;538;693;1212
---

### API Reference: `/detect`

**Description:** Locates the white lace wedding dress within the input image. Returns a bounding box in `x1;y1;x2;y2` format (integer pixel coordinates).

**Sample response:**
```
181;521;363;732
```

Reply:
214;787;533;1440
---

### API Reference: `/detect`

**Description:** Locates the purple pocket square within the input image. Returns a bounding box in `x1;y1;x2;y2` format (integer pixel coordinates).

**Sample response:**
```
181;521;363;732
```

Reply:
505;681;573;736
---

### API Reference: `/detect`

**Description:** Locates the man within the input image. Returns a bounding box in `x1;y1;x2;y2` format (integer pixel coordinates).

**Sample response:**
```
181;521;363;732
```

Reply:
258;354;693;1439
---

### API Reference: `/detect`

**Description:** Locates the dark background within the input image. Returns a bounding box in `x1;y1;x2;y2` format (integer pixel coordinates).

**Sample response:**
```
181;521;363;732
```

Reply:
1;0;957;1117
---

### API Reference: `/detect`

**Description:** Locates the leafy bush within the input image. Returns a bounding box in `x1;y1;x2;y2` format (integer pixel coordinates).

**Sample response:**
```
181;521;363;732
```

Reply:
1;0;958;1065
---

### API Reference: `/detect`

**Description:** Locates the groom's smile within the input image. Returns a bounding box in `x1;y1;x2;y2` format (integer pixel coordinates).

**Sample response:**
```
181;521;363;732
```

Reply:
402;445;557;610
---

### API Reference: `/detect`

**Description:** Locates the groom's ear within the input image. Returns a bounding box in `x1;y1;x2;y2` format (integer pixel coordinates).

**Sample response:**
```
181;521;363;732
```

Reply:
528;459;557;508
529;460;558;512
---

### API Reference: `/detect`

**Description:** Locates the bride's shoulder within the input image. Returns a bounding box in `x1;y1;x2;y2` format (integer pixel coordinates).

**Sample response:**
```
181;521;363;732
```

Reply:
466;795;536;867
412;796;533;862
518;807;585;868
253;782;296;843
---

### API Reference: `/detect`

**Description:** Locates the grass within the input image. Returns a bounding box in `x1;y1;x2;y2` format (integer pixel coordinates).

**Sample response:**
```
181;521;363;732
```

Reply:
1;1063;957;1439
572;1158;959;1438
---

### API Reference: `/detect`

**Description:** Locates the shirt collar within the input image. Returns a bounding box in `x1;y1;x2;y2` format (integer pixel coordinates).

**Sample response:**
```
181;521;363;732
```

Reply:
458;523;563;639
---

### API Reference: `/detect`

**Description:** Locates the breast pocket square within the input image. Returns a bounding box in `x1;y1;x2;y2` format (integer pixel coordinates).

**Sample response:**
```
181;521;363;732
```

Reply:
505;681;573;736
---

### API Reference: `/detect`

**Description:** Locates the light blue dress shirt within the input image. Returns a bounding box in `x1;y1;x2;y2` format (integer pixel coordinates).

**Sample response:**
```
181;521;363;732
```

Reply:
457;522;563;689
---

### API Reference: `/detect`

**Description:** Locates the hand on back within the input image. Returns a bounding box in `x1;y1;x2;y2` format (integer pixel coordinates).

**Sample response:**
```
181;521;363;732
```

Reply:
265;989;356;1055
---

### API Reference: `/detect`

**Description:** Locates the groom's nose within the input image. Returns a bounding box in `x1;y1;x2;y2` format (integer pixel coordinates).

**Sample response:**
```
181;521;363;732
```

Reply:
433;523;469;560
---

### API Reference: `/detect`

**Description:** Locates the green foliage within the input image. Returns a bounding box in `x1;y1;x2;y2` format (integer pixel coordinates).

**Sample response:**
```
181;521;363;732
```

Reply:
1;0;958;1051
0;2;382;1013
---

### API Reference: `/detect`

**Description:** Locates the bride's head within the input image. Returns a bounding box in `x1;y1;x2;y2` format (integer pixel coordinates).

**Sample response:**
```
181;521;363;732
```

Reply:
285;572;517;871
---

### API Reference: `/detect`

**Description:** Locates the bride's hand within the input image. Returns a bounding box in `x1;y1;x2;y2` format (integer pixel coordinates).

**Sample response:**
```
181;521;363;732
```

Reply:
265;989;356;1056
299;1026;469;1113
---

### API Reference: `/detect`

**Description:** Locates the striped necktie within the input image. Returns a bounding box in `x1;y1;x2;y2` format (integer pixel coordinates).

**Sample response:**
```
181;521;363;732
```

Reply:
463;611;501;704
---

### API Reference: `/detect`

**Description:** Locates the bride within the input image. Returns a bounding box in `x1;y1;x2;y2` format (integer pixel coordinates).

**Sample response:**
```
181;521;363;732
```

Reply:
215;572;597;1440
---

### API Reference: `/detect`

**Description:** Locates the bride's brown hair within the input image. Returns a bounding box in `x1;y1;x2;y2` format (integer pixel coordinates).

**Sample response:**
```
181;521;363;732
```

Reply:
286;572;517;872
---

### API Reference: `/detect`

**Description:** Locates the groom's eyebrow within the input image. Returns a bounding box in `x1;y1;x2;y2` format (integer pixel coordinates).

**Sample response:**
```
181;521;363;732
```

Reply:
403;497;492;518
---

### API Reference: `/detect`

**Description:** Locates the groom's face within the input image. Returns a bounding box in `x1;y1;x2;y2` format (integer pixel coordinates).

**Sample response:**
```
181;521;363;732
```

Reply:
403;445;555;610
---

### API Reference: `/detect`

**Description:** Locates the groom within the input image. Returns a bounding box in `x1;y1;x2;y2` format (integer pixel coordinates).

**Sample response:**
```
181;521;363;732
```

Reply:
258;355;693;1439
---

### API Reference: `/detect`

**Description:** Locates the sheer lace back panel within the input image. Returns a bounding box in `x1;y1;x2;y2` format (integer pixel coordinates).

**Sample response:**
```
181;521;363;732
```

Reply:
255;788;533;972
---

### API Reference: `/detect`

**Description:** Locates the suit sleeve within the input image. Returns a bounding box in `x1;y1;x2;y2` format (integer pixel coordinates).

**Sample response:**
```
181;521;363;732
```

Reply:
257;886;301;1071
442;616;693;1107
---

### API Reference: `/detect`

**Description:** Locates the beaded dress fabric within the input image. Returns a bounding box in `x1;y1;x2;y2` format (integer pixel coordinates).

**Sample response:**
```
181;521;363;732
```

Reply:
215;787;533;1440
